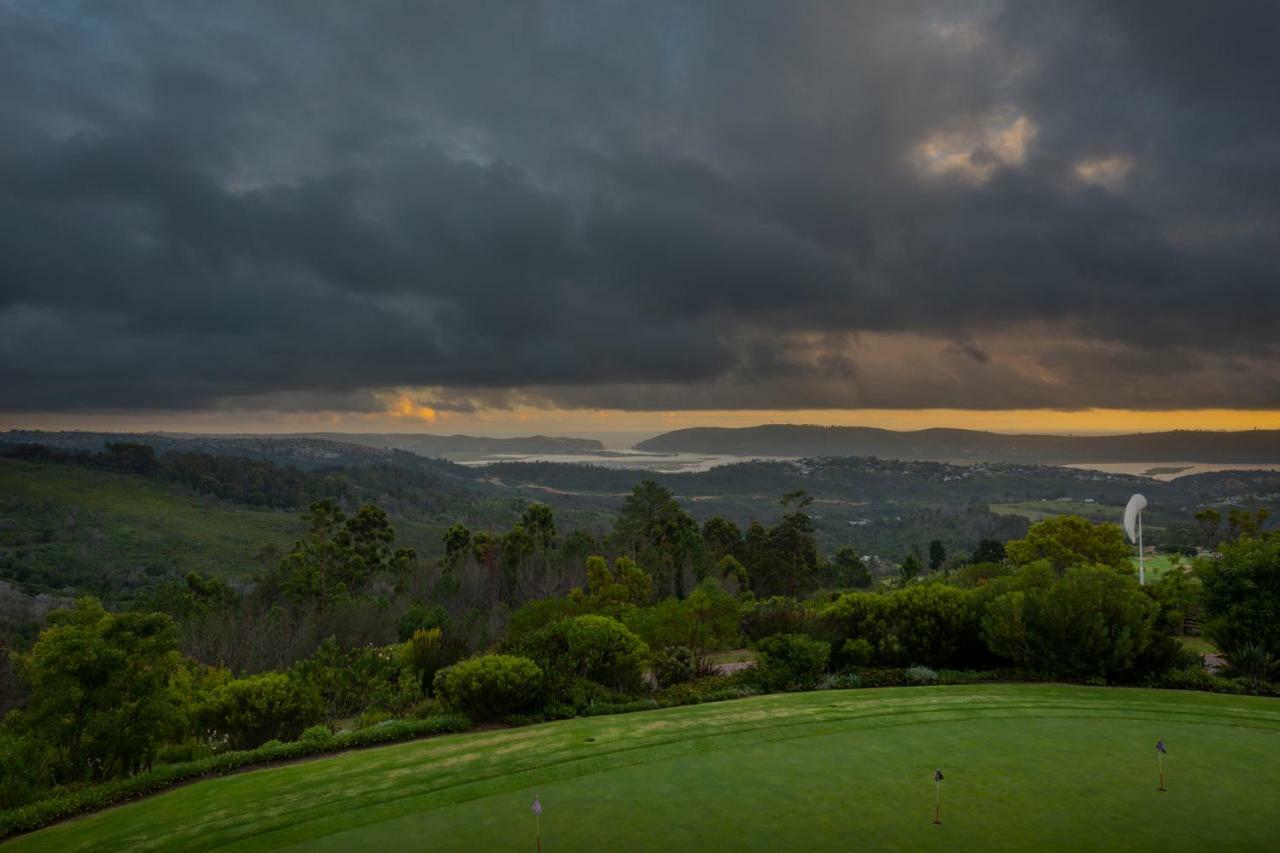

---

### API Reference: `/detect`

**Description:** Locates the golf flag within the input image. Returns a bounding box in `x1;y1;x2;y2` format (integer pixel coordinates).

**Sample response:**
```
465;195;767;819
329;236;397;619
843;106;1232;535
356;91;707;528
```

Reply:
532;795;543;852
1156;741;1167;791
933;768;944;825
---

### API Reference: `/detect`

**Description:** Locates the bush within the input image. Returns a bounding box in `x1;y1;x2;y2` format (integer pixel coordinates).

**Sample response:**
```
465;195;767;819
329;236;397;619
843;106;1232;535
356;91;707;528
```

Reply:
433;654;544;721
582;698;661;717
849;668;906;688
741;597;818;642
356;709;392;729
653;670;761;707
755;633;831;691
406;698;445;719
882;585;981;668
824;586;984;669
404;627;466;696
505;597;584;644
520;615;649;696
820;672;862;690
299;725;332;743
154;741;211;767
838;638;874;668
198;672;323;750
935;669;1004;685
651;646;698;688
905;665;938;685
980;565;1162;680
565;678;634;714
1199;534;1280;659
396;601;452;642
626;583;741;677
0;714;470;840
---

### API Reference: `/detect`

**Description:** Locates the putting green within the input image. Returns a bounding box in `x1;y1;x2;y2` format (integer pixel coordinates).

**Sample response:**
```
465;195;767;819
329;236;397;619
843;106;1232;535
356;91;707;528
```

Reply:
8;685;1280;851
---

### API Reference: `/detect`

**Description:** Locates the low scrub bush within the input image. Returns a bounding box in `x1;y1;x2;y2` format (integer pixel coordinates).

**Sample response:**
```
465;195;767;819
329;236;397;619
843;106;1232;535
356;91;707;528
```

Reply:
406;698;446;719
567;678;635;711
848;667;907;688
820;672;862;690
651;645;698;688
519;615;648;697
838;638;874;668
198;672;323;750
299;725;333;744
905;665;938;685
153;741;212;766
653;670;761;707
433;654;544;721
582;698;661;717
755;633;831;692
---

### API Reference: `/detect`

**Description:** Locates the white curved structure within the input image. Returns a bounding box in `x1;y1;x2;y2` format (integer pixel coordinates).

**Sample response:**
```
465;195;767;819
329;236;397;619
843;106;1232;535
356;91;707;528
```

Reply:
1124;493;1148;585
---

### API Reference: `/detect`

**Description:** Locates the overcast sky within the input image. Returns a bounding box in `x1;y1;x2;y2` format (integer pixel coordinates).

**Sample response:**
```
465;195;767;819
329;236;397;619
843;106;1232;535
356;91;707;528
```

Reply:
3;1;1279;434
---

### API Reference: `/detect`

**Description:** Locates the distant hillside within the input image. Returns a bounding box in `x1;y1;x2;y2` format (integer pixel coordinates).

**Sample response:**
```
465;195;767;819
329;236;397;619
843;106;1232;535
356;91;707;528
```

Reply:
635;425;1280;464
291;432;604;458
0;458;453;599
0;430;603;463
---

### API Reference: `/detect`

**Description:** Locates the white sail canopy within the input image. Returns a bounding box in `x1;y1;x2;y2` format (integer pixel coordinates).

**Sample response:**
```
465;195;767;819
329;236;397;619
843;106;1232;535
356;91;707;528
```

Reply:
1123;493;1147;544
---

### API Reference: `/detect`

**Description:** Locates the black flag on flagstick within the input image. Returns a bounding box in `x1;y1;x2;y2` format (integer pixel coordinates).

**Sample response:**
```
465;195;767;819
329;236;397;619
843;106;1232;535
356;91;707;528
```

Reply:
1156;741;1167;791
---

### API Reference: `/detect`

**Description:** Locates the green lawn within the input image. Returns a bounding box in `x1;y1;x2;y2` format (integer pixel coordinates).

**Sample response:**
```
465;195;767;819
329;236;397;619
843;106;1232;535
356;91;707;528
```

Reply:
1176;635;1219;656
1131;553;1186;581
10;685;1280;851
989;500;1128;523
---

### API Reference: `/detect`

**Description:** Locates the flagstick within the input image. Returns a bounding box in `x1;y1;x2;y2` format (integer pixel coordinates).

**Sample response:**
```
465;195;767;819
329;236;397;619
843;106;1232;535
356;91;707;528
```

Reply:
934;780;942;825
536;812;542;853
1158;751;1165;792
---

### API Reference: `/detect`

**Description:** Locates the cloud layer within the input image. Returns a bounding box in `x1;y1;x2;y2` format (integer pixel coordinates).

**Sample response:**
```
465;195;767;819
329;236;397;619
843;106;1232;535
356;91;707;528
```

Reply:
3;0;1279;414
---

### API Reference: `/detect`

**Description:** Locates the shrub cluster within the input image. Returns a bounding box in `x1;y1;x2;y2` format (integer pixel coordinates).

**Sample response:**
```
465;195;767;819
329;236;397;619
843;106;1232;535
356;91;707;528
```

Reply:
653;670;762;707
198;672;324;750
754;633;831;692
433;654;544;721
518;615;649;697
0;714;469;841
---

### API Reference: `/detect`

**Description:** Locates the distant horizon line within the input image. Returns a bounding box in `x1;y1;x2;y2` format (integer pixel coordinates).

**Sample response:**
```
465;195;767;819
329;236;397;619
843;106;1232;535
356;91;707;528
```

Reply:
6;422;1279;441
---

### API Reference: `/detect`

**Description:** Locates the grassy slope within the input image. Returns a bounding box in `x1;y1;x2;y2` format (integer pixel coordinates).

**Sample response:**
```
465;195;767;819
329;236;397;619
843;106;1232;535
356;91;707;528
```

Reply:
11;685;1280;851
990;500;1127;523
0;460;445;593
1131;553;1186;581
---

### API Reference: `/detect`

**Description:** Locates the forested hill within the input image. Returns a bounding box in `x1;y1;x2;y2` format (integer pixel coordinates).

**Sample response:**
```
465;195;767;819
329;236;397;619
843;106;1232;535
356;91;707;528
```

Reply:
290;432;604;457
0;430;603;463
636;425;1280;464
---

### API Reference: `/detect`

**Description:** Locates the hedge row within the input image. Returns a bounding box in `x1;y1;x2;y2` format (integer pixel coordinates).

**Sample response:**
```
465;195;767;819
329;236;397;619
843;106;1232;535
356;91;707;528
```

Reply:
0;714;470;841
1143;668;1280;697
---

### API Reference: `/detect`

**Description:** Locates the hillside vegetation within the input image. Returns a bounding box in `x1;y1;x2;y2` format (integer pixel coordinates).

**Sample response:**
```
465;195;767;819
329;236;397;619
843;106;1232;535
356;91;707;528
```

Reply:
0;459;448;597
637;424;1280;464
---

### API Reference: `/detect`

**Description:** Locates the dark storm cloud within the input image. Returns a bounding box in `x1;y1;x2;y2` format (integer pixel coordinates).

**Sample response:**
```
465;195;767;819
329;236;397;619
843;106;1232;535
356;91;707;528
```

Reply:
2;0;1279;413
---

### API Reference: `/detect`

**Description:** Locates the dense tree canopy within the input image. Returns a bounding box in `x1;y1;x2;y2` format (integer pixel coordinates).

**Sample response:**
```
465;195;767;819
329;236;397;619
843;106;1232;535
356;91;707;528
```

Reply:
1004;516;1132;573
1198;533;1280;658
15;598;182;782
279;500;416;609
